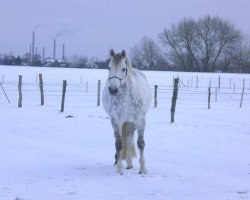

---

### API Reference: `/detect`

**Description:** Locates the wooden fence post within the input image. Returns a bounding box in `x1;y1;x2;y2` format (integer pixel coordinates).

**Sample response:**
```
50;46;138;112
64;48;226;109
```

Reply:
218;76;221;91
215;87;217;102
39;74;44;106
171;78;179;123
18;75;22;108
177;75;181;87
154;85;158;108
86;81;88;93
97;80;101;106
1;75;4;84
240;79;245;108
196;76;198;90
208;87;211;109
61;80;67;112
209;77;211;88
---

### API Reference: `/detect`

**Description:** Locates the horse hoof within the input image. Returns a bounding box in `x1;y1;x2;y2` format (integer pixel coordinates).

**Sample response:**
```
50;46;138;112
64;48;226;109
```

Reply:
139;169;147;174
117;169;123;175
126;166;133;169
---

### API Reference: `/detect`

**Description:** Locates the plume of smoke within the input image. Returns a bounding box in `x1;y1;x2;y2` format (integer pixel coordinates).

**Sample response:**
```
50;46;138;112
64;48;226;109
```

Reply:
34;22;48;31
53;29;75;39
52;20;77;39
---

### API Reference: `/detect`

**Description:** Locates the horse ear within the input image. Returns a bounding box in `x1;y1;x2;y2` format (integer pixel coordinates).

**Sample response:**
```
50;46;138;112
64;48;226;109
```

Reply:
110;49;115;57
121;49;126;58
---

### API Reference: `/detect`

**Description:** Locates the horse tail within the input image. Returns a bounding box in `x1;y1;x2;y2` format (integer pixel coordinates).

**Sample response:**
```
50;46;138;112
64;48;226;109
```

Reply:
122;122;136;160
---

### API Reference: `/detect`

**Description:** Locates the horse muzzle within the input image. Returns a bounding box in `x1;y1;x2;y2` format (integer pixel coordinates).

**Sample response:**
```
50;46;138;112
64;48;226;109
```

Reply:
109;87;118;95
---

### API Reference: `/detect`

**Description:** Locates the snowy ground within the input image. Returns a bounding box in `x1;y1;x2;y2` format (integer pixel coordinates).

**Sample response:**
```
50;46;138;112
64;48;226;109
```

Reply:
0;65;250;200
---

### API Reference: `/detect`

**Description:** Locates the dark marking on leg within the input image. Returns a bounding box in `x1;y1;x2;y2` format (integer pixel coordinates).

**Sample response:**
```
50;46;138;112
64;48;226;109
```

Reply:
137;135;145;150
137;134;147;174
114;154;118;166
114;134;122;166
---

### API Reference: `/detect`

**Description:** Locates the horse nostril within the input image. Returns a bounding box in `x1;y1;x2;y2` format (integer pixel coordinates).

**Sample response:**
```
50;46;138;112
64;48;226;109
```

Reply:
109;87;118;95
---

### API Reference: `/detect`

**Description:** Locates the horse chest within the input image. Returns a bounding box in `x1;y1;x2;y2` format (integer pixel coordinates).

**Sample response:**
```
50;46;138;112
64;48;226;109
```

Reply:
103;85;142;121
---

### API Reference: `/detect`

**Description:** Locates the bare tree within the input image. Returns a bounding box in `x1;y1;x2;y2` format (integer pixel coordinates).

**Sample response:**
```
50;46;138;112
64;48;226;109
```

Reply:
222;39;250;72
88;57;99;69
130;44;144;69
196;15;241;72
130;36;168;70
159;18;200;71
159;15;242;72
69;55;88;68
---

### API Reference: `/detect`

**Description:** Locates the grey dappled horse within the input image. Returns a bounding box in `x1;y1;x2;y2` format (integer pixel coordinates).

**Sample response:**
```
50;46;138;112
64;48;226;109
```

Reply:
102;49;151;175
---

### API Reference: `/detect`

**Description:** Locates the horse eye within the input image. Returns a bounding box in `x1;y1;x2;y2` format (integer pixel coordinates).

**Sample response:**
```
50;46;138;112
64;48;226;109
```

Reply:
122;68;126;72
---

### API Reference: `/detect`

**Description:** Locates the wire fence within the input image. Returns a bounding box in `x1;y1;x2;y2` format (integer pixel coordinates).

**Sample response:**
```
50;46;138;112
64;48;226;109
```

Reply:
0;74;250;111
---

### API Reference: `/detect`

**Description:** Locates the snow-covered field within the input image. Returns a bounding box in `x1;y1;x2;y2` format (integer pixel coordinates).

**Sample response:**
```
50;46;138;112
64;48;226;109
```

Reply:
0;65;250;200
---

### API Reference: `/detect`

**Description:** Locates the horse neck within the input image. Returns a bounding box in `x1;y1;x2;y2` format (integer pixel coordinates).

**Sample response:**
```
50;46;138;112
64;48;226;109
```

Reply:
126;64;134;77
125;66;140;96
125;66;133;85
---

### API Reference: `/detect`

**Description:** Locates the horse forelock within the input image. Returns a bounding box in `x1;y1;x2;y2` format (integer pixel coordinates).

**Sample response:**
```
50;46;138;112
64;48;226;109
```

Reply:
112;53;124;66
111;53;133;74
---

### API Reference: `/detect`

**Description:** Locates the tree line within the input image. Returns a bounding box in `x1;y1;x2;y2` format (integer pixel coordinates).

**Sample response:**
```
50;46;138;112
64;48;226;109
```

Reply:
1;15;249;73
130;15;250;73
0;53;105;69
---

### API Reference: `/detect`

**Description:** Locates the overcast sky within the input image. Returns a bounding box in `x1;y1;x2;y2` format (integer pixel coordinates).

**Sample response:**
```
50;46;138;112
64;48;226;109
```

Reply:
0;0;250;59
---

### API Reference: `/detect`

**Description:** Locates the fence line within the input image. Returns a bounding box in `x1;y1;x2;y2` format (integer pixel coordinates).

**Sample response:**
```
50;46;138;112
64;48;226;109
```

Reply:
2;81;250;91
1;75;249;119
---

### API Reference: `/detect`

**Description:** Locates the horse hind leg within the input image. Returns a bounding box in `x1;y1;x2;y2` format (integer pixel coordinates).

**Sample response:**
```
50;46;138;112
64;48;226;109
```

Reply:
137;119;147;174
126;135;134;169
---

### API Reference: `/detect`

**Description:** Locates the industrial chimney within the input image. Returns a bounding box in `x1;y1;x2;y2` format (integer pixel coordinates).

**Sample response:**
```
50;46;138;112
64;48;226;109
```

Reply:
29;44;32;57
53;39;56;60
62;43;65;60
42;47;45;60
32;31;35;58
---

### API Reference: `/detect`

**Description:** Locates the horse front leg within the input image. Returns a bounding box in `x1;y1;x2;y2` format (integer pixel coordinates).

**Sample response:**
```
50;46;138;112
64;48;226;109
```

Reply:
112;119;123;175
114;133;123;175
137;118;147;174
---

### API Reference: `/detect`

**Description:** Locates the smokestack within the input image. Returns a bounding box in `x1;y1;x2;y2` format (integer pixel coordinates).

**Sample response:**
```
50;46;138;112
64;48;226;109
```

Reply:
62;43;65;60
32;31;35;58
42;47;45;60
29;44;32;57
53;39;56;59
35;47;38;56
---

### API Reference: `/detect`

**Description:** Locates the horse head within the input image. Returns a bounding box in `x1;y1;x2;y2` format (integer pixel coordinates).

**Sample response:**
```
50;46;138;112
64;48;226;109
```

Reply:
107;49;129;95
